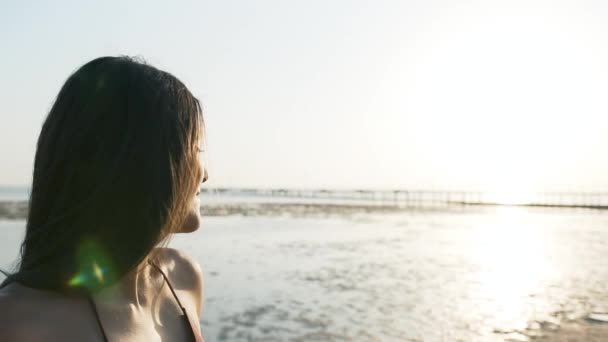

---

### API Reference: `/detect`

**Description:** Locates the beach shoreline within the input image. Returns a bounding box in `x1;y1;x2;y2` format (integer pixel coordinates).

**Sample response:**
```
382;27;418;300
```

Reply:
2;199;606;221
0;200;475;220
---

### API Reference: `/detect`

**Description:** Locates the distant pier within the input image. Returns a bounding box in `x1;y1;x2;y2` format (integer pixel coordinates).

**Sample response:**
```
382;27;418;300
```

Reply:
204;188;608;210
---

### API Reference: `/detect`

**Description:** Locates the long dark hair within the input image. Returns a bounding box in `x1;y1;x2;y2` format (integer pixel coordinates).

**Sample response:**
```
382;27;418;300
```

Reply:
1;56;204;294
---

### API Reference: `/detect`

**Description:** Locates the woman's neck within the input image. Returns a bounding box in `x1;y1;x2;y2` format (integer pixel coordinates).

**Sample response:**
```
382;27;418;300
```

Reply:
94;256;161;307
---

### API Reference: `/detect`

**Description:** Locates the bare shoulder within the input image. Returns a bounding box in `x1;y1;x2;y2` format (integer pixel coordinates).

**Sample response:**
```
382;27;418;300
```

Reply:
0;284;95;342
154;247;204;286
0;288;26;341
0;284;46;341
153;248;204;310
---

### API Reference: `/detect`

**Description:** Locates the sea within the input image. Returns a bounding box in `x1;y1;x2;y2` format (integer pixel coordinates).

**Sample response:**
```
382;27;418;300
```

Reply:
1;186;608;341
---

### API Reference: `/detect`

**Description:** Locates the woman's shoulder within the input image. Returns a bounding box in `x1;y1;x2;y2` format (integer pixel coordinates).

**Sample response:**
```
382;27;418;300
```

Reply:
152;247;204;311
0;283;98;341
0;285;33;341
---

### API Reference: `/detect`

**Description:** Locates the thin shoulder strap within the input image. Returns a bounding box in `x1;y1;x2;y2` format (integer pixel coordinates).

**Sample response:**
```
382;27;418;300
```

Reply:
149;260;205;342
87;296;110;342
148;260;188;315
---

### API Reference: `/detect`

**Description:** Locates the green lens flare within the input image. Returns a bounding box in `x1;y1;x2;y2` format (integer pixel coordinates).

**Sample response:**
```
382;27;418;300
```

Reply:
68;274;85;287
67;238;116;291
92;262;104;282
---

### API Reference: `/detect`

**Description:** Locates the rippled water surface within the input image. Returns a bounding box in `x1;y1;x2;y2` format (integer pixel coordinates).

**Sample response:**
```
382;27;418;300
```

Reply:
2;208;608;341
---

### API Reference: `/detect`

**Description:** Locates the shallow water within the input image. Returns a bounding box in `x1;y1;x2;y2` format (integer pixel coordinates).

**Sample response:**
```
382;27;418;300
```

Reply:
2;208;608;341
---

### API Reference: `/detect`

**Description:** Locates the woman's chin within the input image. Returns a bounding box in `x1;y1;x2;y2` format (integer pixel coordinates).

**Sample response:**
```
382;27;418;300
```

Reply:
179;210;201;233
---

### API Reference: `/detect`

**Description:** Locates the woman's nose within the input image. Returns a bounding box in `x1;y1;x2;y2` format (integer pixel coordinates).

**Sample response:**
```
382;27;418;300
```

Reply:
202;169;209;184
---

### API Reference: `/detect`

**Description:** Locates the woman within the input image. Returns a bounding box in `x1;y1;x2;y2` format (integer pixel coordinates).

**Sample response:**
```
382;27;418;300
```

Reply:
0;56;207;341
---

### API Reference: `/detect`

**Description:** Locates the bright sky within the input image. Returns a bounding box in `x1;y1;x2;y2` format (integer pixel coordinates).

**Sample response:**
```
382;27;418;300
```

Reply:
2;0;608;191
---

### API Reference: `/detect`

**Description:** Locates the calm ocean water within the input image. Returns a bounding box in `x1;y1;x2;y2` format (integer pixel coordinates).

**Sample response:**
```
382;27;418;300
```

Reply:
1;203;608;341
0;186;29;201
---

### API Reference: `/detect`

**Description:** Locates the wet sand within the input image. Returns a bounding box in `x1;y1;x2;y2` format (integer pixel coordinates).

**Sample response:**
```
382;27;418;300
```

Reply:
527;319;608;341
492;312;608;341
0;201;27;219
0;200;462;220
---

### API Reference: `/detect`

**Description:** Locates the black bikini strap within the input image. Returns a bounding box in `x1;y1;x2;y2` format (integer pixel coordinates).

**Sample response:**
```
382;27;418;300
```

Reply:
87;296;110;342
148;260;188;315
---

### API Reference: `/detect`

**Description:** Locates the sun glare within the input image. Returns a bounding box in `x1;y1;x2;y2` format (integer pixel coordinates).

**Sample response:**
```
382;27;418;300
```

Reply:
482;192;539;205
470;207;551;329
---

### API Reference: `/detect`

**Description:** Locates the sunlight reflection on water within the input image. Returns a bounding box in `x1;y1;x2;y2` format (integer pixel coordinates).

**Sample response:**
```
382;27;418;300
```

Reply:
469;207;551;332
170;209;608;341
2;208;608;341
